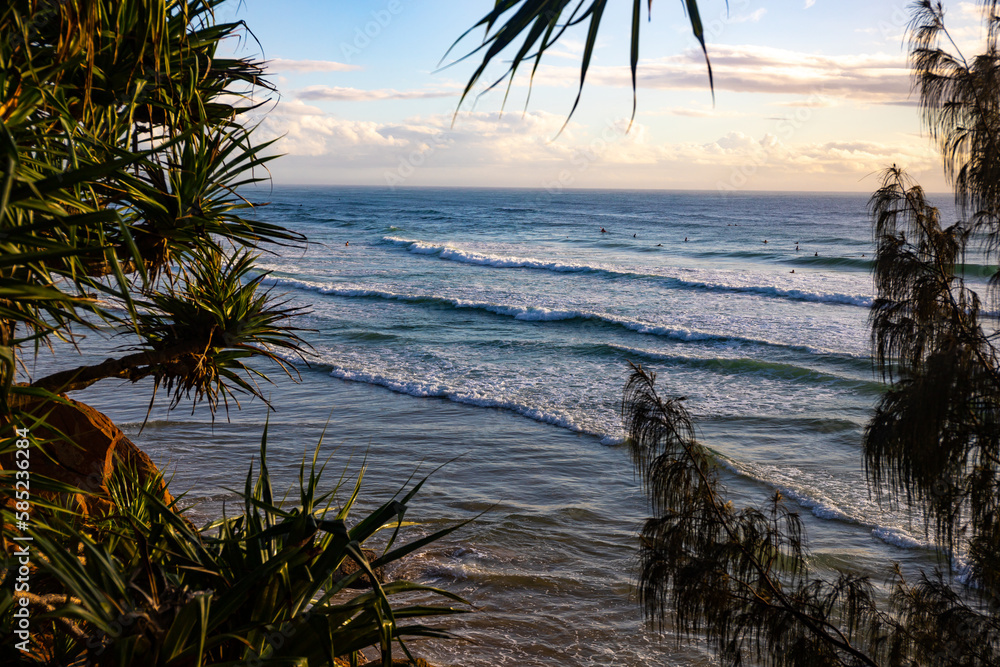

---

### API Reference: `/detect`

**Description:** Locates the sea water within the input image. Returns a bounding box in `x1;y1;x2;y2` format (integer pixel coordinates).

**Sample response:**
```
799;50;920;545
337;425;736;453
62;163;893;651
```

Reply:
64;186;975;665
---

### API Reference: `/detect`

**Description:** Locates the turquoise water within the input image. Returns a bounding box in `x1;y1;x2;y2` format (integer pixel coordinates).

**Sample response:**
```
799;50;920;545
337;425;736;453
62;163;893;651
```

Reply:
62;186;972;665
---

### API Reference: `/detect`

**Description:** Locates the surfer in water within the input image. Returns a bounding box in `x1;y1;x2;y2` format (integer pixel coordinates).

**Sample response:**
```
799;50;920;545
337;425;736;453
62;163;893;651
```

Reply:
600;227;607;233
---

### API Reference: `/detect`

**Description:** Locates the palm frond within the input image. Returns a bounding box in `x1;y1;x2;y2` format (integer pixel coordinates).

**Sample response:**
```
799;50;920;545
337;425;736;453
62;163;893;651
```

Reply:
448;0;713;131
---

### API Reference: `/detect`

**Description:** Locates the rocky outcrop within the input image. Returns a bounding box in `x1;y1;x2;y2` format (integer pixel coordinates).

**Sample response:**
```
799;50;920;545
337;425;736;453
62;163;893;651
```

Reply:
0;395;172;515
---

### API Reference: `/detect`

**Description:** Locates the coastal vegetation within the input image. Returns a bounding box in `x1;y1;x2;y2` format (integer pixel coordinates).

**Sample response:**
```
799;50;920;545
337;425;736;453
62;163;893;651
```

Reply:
0;1;466;664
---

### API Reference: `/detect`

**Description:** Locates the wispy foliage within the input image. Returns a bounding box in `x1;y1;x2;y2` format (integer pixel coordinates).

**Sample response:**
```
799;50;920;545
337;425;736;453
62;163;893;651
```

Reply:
624;363;894;667
867;167;1000;598
910;0;1000;215
622;3;1000;665
624;362;1000;666
867;0;1000;606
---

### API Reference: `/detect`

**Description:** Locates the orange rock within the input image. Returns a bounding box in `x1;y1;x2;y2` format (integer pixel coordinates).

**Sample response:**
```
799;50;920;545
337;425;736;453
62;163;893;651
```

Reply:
0;395;173;515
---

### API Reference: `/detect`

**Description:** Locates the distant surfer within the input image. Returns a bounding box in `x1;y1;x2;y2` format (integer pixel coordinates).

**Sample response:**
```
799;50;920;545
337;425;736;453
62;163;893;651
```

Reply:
633;233;636;238
656;243;663;247
684;237;688;242
601;227;607;233
345;241;349;246
763;239;768;244
790;269;795;274
814;252;818;257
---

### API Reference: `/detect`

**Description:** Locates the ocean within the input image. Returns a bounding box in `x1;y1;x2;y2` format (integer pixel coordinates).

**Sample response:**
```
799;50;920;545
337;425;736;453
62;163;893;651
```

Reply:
64;186;973;665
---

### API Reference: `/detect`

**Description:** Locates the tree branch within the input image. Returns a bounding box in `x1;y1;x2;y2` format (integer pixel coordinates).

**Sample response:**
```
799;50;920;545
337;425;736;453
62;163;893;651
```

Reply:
30;343;206;395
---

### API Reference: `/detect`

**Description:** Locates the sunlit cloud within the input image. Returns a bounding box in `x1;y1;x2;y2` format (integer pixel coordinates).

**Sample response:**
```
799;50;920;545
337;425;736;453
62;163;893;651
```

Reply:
957;2;984;20
268;58;361;73
732;8;767;23
770;97;838;108
296;85;457;101
528;45;914;105
249;101;942;191
645;106;748;118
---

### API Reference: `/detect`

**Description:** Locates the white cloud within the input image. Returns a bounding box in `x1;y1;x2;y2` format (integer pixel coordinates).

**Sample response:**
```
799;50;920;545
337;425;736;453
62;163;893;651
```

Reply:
296;86;456;101
731;8;767;23
249;101;942;191
770;97;838;108
646;106;747;118
268;58;361;73
528;44;914;105
804;0;816;9
957;2;984;20
271;99;326;116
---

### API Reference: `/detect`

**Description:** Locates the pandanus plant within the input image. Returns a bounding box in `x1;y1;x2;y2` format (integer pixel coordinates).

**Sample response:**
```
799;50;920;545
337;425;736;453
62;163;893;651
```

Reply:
1;428;470;665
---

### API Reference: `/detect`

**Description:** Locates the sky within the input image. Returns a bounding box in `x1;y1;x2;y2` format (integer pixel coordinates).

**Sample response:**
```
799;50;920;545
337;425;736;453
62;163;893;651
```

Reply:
214;0;990;192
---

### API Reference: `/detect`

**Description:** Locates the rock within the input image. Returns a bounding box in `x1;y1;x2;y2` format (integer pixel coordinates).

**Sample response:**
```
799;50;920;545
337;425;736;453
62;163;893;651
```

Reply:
333;547;386;589
0;395;173;515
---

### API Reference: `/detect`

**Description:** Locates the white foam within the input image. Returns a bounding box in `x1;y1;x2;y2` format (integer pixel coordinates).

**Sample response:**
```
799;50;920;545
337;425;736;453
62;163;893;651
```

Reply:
716;456;951;554
383;236;874;307
385;236;596;273
327;365;601;439
261;275;847;356
718;457;855;523
871;527;927;550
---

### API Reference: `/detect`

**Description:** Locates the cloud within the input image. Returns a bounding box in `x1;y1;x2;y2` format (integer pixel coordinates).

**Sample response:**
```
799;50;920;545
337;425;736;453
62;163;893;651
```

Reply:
957;2;984;20
647;106;747;118
804;0;816;8
268;58;361;73
529;44;914;105
251;102;585;164
296;85;456;101
731;8;767;23
270;99;326;116
247;101;942;191
770;97;838;108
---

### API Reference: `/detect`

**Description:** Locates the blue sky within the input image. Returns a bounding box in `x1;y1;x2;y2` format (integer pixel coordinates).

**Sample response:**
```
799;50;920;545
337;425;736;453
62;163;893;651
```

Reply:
217;1;988;191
